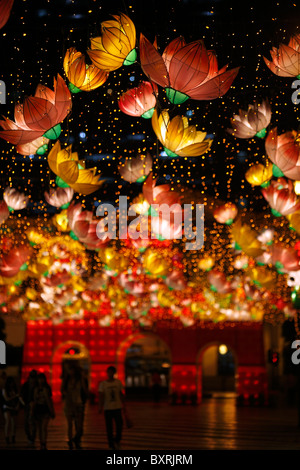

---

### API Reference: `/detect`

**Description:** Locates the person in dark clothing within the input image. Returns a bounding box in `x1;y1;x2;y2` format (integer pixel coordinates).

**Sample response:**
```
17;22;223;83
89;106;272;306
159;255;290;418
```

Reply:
20;369;38;446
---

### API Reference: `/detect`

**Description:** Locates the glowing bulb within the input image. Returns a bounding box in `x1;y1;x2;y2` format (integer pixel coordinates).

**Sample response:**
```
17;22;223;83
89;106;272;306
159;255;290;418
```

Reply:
219;344;228;355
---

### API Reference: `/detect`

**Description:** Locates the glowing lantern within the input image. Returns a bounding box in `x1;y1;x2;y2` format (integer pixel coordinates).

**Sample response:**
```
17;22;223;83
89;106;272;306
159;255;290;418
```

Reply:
119;152;152;183
3;187;28;211
207;269;232;294
165;271;186;290
269;244;300;273
213;202;238;225
87;14;137;72
245;163;273;187
0;200;9;224
26;229;47;246
118;81;158;119
139;34;239;104
198;256;214;271
0;75;72;150
99;246;130;274
52;209;70;232
151;109;212;158
63;47;109;93
246;266;275;290
227;99;271;139
17;136;49;156
67;203;108;249
0;245;31;278
262;178;300;217
231;219;264;258
263;33;300;78
0;0;14;30
265;128;300;180
150;215;183;241
143;173;182;212
48;141;102;195
142;250;170;277
44;187;74;209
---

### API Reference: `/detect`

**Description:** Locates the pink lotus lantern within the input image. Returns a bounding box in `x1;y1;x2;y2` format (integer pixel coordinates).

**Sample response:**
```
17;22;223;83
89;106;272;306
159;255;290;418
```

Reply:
262;178;300;217
44;187;74;209
3;187;29;211
265;128;300;180
213;202;238;225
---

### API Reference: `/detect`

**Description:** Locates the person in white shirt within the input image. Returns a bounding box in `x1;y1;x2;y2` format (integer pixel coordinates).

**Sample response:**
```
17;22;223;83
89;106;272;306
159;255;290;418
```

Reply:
98;366;125;450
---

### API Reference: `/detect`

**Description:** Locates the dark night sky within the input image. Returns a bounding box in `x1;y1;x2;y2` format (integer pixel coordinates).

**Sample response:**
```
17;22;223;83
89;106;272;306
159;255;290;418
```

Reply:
0;0;299;217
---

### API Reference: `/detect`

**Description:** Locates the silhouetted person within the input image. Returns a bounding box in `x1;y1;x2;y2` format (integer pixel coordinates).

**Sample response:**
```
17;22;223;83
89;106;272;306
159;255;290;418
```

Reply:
32;373;55;450
98;366;125;450
20;369;38;446
61;364;88;450
2;376;20;445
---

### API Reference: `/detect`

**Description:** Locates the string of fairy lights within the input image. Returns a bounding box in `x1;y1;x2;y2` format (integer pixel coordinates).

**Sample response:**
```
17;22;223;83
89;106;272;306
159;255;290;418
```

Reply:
0;0;299;328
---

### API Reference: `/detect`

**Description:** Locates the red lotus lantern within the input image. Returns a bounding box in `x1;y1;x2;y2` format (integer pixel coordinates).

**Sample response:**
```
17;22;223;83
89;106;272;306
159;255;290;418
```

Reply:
118;81;158;119
139;34;239;104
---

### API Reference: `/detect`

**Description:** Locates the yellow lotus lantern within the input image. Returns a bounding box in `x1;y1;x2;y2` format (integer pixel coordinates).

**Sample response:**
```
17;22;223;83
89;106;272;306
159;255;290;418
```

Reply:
26;229;47;246
247;266;275;290
245;163;273;187
87;13;137;72
99;246;131;274
63;47;109;93
25;288;38;301
52;209;70;232
48;141;103;195
231;219;264;258
198;256;214;271
143;249;170;277
287;211;300;234
157;289;177;307
152;109;213;158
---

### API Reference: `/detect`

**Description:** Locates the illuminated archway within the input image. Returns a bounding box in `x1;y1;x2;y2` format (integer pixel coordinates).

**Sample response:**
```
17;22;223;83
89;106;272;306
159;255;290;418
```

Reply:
51;340;90;402
196;341;238;402
116;332;172;398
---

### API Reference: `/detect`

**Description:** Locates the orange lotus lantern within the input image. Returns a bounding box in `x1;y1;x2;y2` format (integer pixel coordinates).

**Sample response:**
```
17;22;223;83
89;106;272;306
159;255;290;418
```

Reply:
263;33;300;78
63;47;109;93
262;178;300;217
227;99;271;139
213;202;238;225
0;0;14;30
0;245;31;278
152;109;212;158
67;203;108;250
119;152;152;183
245;163;273;187
265;128;300;180
118;81;158;119
139;34;239;104
87;13;137;72
0;75;71;152
48;141;102;195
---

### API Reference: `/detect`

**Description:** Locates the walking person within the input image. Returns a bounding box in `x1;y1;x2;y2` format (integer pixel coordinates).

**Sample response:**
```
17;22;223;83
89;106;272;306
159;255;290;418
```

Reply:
20;369;38;446
61;364;88;450
32;373;55;450
98;366;125;450
2;376;20;445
